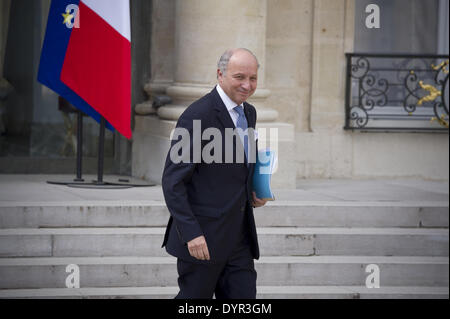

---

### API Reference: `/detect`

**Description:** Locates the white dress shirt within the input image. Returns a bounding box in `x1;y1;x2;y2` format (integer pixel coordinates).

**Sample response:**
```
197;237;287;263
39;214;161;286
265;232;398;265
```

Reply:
216;84;258;142
216;84;243;128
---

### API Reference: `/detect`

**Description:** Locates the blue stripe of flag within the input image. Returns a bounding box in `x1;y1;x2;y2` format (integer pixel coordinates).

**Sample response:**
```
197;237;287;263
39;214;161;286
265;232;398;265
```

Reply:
37;0;114;131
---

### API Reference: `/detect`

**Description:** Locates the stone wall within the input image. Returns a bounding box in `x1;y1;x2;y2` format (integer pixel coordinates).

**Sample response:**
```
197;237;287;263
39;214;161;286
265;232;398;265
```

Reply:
265;0;448;180
136;0;449;183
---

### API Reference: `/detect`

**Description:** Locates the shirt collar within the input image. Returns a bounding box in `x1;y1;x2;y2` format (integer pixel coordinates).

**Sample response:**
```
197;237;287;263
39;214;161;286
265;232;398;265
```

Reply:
216;84;244;112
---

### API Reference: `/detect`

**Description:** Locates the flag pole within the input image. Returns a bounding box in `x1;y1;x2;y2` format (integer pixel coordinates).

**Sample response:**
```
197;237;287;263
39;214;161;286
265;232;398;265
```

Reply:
49;114;154;189
47;98;86;185
96;116;106;184
74;109;84;182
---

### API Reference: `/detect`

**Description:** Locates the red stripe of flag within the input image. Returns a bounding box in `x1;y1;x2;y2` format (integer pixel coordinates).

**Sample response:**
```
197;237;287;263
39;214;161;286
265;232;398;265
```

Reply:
61;1;131;139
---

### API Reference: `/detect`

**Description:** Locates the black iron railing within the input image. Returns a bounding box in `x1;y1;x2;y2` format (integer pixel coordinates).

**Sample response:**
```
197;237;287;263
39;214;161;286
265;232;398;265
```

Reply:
344;53;449;132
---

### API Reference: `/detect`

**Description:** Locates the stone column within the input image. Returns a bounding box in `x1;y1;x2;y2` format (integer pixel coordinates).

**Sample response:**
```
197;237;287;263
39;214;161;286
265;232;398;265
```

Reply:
295;0;356;178
157;0;277;122
148;0;175;97
133;0;295;188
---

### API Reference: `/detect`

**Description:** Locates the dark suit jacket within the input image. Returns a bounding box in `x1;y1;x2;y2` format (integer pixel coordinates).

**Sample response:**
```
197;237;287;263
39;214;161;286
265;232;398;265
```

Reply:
161;87;260;264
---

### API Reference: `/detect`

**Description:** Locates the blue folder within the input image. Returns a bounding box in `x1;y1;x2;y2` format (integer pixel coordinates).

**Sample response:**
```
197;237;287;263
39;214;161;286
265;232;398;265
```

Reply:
252;148;276;201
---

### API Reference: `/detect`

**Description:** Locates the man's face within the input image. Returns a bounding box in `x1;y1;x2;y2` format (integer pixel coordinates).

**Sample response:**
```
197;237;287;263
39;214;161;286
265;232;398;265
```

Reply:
217;50;258;105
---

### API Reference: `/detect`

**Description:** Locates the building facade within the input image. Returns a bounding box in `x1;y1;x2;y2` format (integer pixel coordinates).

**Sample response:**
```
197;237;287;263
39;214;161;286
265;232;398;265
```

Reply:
1;0;448;186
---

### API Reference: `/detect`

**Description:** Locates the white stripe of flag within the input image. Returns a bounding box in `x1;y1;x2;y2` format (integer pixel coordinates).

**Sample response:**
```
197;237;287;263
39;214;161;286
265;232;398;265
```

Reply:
81;0;131;41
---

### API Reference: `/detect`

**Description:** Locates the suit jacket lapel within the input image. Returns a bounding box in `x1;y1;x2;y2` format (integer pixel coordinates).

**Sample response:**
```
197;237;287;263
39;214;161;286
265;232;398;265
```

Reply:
243;103;255;129
212;87;236;129
212;87;254;171
243;102;257;174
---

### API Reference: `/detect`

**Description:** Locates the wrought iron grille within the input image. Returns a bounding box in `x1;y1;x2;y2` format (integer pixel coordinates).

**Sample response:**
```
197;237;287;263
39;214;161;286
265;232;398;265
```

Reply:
344;53;449;132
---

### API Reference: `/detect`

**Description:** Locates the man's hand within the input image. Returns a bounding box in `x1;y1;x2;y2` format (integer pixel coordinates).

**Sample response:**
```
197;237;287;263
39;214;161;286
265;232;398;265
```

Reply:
252;191;268;208
187;235;210;261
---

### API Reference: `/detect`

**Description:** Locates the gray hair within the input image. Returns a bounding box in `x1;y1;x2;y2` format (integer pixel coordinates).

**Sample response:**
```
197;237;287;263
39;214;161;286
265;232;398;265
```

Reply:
217;48;260;76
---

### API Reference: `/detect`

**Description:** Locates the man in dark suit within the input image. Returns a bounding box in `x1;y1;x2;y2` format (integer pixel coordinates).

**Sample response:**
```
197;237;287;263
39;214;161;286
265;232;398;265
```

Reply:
161;48;267;299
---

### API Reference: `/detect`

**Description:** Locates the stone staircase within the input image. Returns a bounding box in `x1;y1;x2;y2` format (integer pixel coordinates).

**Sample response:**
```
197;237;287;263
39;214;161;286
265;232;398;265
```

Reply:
0;198;448;299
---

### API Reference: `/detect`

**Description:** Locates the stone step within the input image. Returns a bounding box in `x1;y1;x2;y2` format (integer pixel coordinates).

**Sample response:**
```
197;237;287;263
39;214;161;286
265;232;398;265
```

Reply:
0;286;447;299
0;256;447;289
0;227;448;257
0;201;447;228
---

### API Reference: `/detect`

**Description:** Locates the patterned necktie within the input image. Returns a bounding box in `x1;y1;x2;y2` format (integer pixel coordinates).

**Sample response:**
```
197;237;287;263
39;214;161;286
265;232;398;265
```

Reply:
234;105;249;165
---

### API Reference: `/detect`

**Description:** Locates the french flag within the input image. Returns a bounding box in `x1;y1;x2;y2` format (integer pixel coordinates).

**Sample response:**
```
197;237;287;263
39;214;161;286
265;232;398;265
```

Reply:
38;0;132;139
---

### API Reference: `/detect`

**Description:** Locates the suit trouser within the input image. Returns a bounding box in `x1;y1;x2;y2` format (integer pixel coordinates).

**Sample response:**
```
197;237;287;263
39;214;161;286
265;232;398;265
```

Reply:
175;234;257;299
